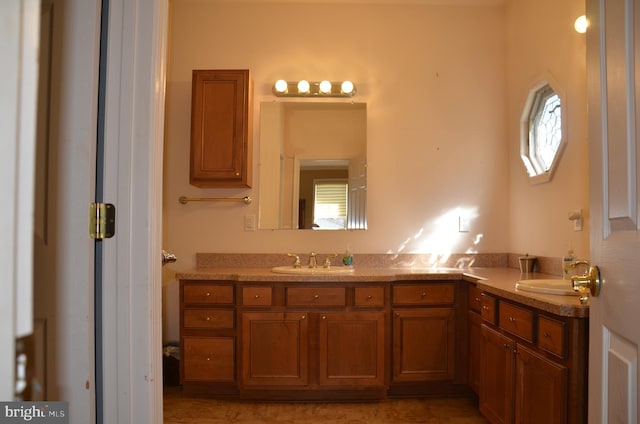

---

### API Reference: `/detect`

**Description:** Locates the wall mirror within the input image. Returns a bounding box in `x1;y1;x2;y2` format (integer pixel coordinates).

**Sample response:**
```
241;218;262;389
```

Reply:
259;102;367;230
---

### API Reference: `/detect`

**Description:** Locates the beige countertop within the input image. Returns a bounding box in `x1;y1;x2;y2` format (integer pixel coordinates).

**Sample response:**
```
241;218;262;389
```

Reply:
176;266;589;318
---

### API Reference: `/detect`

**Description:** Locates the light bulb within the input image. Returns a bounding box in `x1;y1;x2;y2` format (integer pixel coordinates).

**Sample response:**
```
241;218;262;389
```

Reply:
574;15;588;34
297;80;310;93
319;80;332;94
341;80;354;94
274;80;288;93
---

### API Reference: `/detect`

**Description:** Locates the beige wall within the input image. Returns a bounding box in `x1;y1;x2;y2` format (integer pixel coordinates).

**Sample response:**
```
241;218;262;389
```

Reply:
164;1;511;267
505;0;589;260
162;0;588;341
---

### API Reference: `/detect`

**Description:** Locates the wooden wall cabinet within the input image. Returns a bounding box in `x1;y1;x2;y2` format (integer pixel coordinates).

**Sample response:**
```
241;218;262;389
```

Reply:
478;295;587;424
190;69;252;188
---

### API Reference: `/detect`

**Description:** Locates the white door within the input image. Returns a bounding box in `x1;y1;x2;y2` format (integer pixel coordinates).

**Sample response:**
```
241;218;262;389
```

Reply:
587;0;640;421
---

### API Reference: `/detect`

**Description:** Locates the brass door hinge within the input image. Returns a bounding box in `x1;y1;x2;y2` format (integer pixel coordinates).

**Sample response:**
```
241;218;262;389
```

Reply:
90;203;115;239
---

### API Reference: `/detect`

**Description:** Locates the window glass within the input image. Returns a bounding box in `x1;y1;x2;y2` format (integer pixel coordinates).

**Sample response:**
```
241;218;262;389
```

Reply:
313;180;348;229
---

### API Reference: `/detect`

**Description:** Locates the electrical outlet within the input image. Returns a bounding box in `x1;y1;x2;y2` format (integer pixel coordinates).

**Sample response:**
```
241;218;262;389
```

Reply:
244;215;256;231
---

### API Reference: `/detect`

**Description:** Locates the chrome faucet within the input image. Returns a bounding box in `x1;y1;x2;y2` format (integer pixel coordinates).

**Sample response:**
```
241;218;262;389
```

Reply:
308;252;317;268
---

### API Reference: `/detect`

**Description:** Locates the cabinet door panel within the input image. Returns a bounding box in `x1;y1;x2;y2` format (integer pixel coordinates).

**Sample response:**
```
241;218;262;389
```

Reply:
190;69;252;187
392;308;455;382
515;344;568;424
480;324;514;424
241;312;308;386
318;312;386;387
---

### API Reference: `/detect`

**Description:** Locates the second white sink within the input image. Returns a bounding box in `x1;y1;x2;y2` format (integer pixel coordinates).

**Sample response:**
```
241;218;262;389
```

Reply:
271;266;355;275
515;279;579;296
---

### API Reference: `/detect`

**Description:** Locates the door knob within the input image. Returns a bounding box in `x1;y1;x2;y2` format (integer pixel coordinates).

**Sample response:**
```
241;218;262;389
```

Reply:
162;250;177;265
570;264;601;304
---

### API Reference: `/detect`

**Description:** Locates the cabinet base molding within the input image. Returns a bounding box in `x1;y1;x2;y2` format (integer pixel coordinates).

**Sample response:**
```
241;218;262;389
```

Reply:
238;389;387;401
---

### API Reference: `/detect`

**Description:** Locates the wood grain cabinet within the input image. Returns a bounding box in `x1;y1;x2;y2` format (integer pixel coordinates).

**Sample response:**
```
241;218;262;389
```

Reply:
179;281;236;392
390;282;464;396
238;283;388;399
190;69;252;188
478;297;587;424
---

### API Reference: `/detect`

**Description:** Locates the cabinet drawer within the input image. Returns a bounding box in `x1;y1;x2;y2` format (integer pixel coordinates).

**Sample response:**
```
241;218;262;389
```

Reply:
287;287;346;307
499;301;534;342
537;315;566;358
468;285;483;313
242;286;273;306
392;284;455;305
182;336;235;382
354;287;385;307
183;309;235;329
480;293;497;324
183;283;234;305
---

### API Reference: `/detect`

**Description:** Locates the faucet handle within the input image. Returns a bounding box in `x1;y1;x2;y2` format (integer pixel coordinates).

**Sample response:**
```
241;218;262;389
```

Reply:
287;253;301;268
323;253;338;268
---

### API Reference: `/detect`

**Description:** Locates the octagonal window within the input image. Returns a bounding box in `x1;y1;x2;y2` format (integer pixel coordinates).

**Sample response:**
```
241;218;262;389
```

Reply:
520;82;566;183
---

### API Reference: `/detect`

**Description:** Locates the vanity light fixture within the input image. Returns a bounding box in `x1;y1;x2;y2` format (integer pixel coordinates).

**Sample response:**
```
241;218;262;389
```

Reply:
574;15;588;33
272;79;357;97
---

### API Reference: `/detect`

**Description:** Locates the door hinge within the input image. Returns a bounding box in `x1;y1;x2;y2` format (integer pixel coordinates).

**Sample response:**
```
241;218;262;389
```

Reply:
90;202;115;239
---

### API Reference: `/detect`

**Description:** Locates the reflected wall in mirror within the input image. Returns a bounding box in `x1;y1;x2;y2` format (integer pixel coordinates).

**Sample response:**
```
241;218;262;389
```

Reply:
259;102;367;230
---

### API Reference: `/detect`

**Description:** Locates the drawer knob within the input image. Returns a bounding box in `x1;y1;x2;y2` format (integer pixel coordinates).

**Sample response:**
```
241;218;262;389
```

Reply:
206;316;211;321
254;294;260;299
322;316;327;320
205;292;211;297
421;292;427;297
314;294;320;299
475;297;481;303
509;316;516;322
482;306;489;310
367;295;373;300
543;332;551;338
206;357;211;361
395;312;400;318
301;315;306;319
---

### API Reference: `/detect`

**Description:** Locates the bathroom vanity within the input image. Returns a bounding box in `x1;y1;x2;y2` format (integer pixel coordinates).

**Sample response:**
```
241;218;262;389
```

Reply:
176;263;588;423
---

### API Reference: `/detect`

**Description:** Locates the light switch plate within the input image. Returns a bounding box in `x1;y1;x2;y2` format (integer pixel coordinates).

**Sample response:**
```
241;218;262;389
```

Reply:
459;216;470;232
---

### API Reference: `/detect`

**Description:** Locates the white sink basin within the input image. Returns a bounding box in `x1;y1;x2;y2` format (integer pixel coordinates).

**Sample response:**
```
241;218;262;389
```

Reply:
515;279;578;296
271;266;355;275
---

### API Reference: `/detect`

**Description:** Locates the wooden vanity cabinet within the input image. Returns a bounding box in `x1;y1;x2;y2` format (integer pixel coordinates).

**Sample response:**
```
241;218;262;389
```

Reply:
190;69;252;188
238;282;388;399
478;296;587;424
179;280;237;393
390;281;467;396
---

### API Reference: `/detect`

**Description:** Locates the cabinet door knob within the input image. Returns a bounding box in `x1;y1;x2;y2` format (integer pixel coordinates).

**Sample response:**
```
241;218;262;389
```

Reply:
301;315;306;320
322;316;327;320
395;312;400;318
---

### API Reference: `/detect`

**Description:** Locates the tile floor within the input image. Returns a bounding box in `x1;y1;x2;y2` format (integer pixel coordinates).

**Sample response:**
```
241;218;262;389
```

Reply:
163;387;489;424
